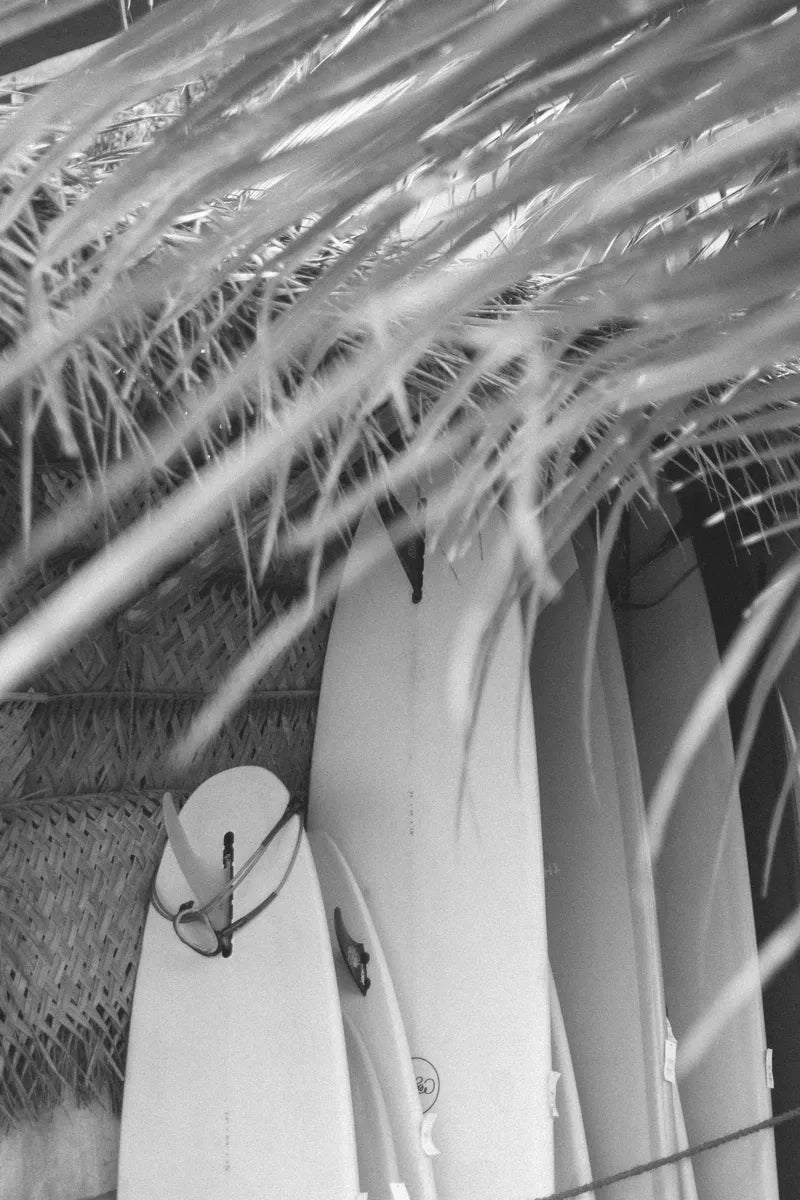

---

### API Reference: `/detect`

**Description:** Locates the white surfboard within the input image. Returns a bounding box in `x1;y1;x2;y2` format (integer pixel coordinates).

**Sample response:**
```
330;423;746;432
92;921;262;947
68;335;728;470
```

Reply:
309;830;438;1200
532;553;687;1200
117;766;359;1200
309;501;553;1200
621;506;778;1200
549;967;595;1199
575;538;700;1200
0;1094;118;1200
343;1015;402;1200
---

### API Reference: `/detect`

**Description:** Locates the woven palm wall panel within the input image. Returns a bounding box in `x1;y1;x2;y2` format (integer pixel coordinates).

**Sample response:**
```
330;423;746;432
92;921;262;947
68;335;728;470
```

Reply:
0;463;331;1124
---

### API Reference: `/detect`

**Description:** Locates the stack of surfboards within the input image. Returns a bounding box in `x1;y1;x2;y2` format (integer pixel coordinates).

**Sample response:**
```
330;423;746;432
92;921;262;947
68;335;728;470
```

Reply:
531;509;782;1200
55;489;781;1200
616;501;779;1200
531;537;698;1200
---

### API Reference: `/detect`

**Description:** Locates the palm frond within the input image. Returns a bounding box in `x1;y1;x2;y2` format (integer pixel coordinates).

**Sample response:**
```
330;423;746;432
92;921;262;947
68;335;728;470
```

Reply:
0;0;799;764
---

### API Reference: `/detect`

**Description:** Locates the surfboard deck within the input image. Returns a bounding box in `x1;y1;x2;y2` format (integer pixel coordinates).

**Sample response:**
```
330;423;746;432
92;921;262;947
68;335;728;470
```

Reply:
532;552;673;1200
117;765;359;1200
620;505;778;1200
309;830;438;1200
309;500;553;1200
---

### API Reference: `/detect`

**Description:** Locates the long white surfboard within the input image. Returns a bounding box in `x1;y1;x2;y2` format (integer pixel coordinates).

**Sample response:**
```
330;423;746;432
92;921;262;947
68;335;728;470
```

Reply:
532;553;684;1200
117;766;359;1200
575;537;700;1200
342;1015;402;1200
310;830;438;1200
309;501;553;1200
621;506;778;1200
549;967;594;1199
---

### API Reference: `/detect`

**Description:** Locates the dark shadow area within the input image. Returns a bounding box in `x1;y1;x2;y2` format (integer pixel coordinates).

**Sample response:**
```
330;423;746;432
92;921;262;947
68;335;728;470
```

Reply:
0;0;172;75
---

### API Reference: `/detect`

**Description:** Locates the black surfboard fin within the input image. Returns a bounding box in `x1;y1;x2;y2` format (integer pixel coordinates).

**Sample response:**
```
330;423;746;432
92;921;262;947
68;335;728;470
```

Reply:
220;831;234;959
334;906;371;996
377;492;426;604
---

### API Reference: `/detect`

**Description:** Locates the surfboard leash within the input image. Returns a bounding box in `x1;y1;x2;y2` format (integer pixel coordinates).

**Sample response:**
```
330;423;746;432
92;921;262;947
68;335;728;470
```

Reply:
533;1102;800;1200
150;795;305;956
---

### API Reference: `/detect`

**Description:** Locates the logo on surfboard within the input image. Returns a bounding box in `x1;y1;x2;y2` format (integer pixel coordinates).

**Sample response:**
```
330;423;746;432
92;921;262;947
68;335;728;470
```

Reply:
412;1057;440;1111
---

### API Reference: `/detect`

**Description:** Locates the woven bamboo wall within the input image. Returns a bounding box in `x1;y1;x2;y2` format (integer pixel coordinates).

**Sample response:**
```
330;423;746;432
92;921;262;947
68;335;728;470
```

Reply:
0;461;331;1127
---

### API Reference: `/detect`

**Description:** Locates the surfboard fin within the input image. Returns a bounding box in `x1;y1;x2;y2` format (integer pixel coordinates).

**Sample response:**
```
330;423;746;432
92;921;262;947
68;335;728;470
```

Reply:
334;906;371;995
377;493;426;604
161;792;228;927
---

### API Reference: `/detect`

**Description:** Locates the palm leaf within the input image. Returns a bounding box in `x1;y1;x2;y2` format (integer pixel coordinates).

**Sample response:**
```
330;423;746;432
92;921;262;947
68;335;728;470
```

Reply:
0;0;799;772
